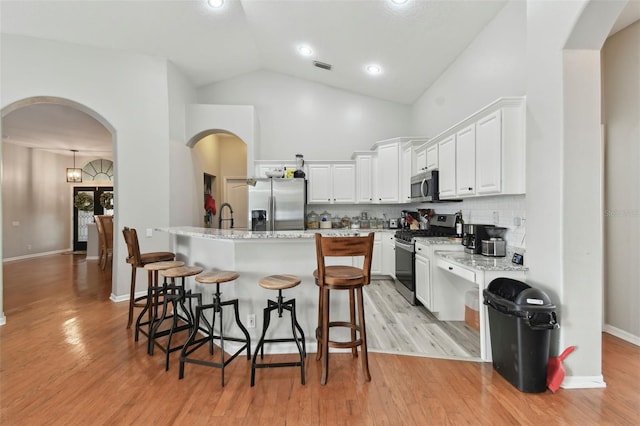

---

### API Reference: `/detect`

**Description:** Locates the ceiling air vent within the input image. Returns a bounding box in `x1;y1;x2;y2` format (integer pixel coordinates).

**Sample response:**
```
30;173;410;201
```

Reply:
313;61;332;71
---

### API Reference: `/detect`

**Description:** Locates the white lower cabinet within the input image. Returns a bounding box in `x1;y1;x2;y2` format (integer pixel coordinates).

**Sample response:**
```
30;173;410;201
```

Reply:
352;232;383;275
414;242;464;313
381;232;396;277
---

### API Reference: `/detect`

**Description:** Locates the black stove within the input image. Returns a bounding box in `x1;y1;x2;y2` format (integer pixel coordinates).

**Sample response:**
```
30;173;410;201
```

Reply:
394;226;456;243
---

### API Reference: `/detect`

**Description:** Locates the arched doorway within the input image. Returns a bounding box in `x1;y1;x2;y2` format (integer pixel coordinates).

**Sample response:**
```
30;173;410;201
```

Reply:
1;97;116;277
190;131;248;229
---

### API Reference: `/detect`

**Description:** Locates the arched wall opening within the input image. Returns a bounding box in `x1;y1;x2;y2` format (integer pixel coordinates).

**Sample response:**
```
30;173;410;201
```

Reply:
1;96;117;317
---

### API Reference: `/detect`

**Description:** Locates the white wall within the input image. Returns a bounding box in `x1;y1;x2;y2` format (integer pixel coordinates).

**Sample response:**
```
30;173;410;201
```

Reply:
602;21;640;342
198;70;413;160
1;34;175;302
411;1;526;137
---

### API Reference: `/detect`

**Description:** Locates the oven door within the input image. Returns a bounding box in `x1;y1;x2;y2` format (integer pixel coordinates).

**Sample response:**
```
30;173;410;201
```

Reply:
394;238;416;305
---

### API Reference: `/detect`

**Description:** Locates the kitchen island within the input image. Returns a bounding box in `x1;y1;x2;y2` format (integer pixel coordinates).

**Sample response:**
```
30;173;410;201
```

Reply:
157;227;378;355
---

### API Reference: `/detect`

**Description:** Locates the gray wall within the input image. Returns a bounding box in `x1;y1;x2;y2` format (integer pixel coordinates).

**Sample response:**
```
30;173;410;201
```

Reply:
603;21;640;342
1;143;72;258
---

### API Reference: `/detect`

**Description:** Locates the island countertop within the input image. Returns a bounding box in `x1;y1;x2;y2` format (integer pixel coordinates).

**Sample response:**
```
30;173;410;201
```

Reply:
156;226;392;240
435;250;529;272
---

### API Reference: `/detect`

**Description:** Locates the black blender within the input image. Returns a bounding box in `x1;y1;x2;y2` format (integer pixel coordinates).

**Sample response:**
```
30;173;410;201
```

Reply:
294;154;305;178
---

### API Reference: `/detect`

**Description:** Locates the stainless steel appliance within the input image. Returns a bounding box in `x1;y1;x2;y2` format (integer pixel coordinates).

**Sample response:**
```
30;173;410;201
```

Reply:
481;227;507;257
410;170;439;202
462;224;494;254
248;178;306;231
394;214;457;305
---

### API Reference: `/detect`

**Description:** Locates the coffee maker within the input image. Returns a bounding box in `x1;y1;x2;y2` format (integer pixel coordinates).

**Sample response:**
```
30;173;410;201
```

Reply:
462;224;494;254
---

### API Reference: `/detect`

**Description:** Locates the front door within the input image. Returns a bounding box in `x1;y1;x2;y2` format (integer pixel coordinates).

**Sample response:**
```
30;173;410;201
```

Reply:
73;186;113;252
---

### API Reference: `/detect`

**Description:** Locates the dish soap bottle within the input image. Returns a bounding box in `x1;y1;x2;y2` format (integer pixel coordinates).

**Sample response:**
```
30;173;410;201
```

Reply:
455;210;464;238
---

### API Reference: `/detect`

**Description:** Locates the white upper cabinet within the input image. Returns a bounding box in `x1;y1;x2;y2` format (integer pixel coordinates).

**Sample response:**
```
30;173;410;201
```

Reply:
426;144;439;171
307;162;356;204
353;152;376;203
374;140;401;203
438;135;457;198
475;109;503;194
414;143;428;175
455;123;476;196
400;143;413;203
431;97;526;199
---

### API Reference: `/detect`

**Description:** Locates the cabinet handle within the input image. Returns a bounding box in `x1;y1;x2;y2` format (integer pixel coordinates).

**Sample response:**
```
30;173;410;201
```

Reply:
468;187;473;191
448;266;453;271
328;199;331;202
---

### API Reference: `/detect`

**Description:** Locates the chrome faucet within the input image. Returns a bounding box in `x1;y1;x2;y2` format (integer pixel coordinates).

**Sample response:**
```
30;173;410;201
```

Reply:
218;203;234;229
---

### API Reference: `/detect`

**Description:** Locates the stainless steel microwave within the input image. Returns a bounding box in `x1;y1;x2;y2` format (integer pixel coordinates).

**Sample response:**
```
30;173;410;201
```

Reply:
410;170;439;202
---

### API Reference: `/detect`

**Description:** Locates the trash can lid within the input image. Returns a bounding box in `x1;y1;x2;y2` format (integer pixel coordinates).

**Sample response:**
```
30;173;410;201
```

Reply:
514;288;554;308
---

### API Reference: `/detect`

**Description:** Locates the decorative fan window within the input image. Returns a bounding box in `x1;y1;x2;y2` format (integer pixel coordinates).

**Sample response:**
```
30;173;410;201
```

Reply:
83;159;113;182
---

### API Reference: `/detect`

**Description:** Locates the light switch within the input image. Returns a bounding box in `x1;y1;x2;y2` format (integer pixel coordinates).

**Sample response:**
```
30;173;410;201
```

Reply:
146;228;153;237
12;221;20;226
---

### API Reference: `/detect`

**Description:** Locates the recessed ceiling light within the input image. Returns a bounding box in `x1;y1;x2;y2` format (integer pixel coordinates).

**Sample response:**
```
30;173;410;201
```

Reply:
207;0;224;8
390;0;409;4
298;45;313;57
366;64;383;75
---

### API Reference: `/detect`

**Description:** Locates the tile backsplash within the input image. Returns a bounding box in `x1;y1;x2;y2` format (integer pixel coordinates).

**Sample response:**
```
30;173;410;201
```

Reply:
308;194;526;251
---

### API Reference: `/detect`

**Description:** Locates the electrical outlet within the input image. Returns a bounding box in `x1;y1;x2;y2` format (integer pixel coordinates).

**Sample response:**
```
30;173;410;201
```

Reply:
514;216;522;226
146;228;153;237
247;314;255;329
493;211;499;224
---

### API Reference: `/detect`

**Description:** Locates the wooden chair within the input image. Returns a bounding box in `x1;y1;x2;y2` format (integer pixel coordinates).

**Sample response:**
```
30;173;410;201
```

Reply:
94;215;114;270
122;227;175;329
313;232;374;385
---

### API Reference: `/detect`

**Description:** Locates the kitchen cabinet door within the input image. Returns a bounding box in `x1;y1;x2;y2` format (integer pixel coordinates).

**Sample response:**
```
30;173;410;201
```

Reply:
400;143;413;203
415;144;427;174
438;135;456;198
307;163;333;203
476;109;502;194
381;233;395;277
426;144;438;171
355;153;375;203
456;124;476;196
415;250;431;310
376;142;400;203
332;163;356;203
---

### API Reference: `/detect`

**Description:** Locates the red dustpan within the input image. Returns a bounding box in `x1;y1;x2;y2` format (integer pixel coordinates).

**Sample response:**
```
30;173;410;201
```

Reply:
547;346;576;393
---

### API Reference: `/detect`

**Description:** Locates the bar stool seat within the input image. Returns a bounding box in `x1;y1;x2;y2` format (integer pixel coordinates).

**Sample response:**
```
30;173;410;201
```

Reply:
135;260;185;344
149;265;204;371
251;275;306;386
179;270;251;387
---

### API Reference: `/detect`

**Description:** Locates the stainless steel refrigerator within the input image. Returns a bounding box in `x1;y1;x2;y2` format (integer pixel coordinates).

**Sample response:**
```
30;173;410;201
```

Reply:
248;178;306;231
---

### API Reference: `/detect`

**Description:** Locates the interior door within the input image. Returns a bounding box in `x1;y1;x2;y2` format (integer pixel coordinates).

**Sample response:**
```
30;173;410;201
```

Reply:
73;186;113;251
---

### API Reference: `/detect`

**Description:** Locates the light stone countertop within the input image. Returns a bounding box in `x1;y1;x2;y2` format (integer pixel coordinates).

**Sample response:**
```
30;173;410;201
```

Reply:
435;250;529;272
414;236;463;245
156;226;393;240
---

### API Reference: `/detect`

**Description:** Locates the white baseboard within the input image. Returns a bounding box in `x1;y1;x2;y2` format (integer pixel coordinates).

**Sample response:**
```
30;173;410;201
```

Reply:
0;313;6;326
3;249;70;262
86;255;99;261
561;375;607;389
603;324;640;346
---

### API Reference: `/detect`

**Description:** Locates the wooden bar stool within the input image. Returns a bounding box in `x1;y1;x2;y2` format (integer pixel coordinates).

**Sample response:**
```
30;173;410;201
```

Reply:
149;265;203;371
314;232;374;385
122;227;175;329
179;270;251;387
134;260;185;345
251;274;306;386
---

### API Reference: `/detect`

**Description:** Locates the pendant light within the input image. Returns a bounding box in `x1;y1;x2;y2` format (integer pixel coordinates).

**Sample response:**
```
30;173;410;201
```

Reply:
66;150;83;183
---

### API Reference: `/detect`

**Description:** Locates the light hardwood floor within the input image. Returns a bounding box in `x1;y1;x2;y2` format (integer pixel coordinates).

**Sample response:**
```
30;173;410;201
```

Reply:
364;278;480;359
1;254;639;425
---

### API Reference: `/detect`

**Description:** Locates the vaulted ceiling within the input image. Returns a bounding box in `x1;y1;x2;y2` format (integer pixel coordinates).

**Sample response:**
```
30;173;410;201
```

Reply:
1;0;639;155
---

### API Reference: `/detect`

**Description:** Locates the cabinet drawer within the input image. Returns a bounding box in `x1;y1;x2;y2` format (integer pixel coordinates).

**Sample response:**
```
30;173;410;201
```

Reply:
436;258;475;283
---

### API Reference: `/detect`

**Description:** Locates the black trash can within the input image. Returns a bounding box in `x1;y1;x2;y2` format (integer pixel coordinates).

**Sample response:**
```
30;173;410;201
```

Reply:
483;278;559;393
